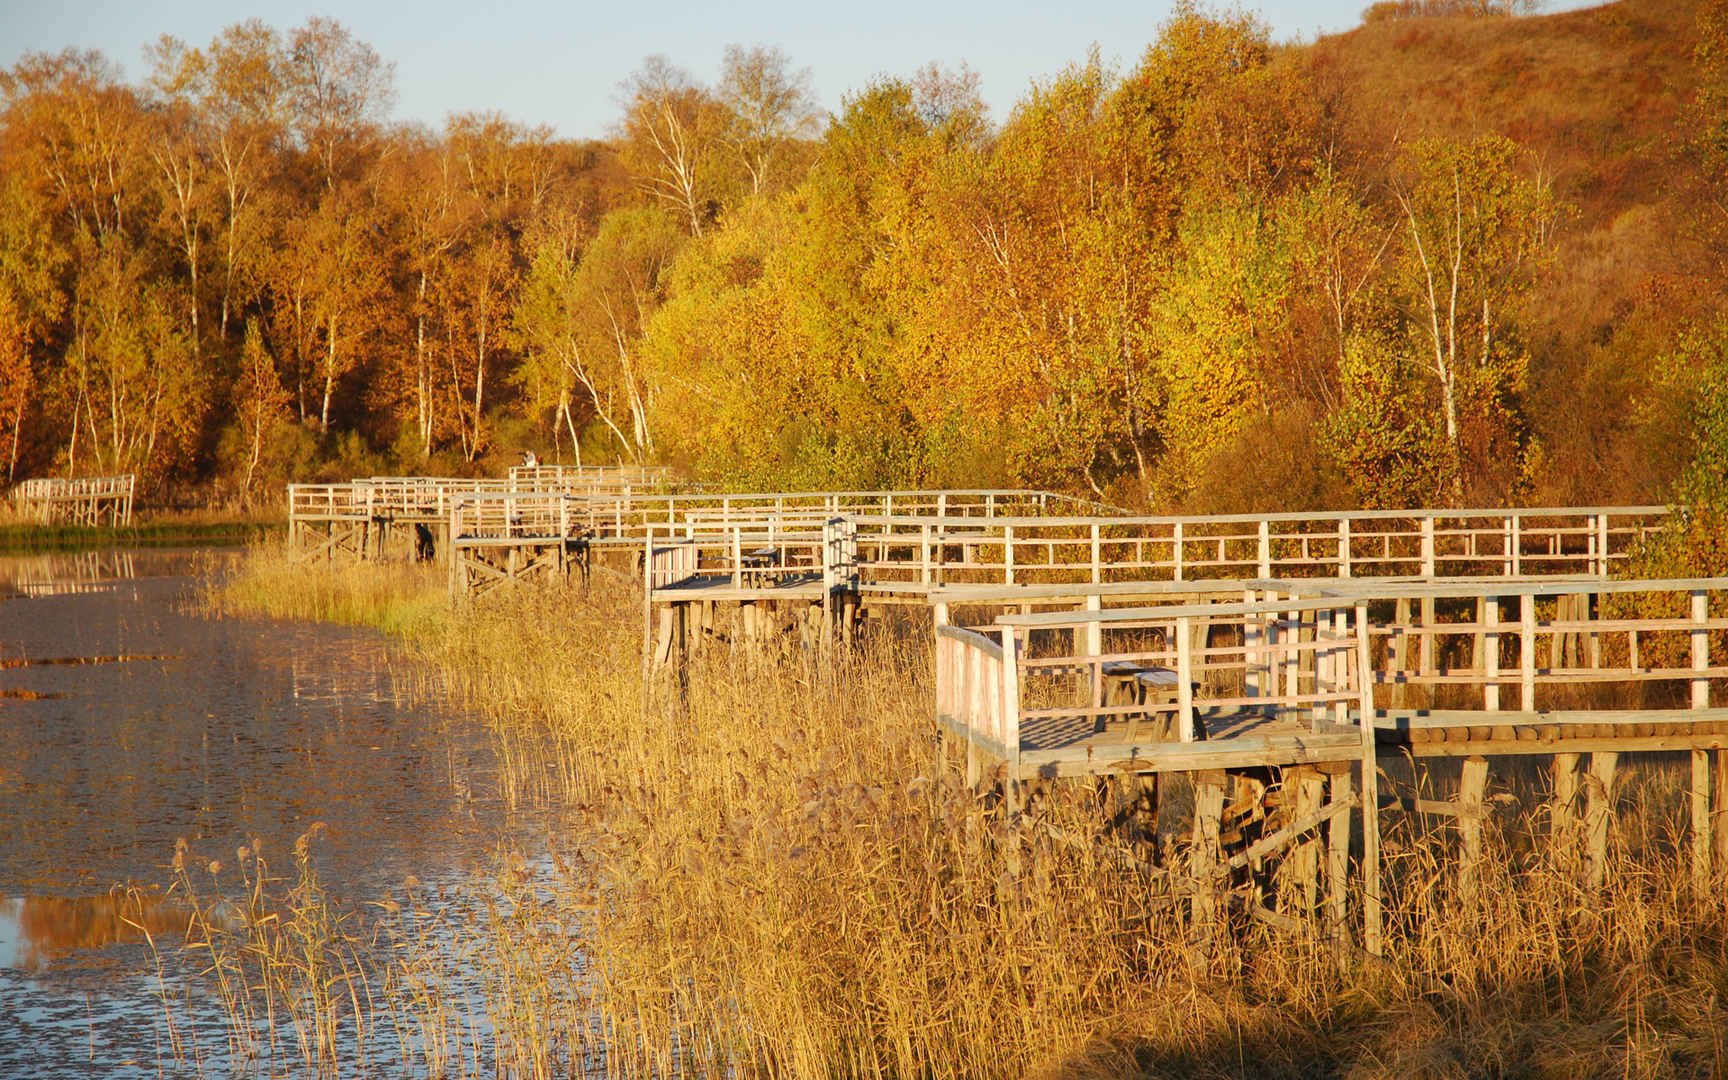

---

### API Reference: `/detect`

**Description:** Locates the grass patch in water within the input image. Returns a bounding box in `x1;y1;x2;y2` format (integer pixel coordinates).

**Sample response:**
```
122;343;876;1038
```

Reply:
0;515;281;552
207;539;448;637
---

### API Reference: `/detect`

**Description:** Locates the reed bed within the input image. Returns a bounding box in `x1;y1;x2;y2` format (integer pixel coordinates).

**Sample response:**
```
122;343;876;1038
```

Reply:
205;547;1728;1078
206;539;449;636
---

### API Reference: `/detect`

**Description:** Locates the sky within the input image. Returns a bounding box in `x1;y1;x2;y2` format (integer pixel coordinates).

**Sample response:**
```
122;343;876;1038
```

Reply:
0;0;1600;141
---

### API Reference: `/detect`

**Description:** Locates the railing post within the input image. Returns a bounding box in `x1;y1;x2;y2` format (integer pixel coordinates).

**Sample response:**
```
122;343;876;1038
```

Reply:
921;523;932;587
1483;596;1500;711
1693;590;1710;710
1597;513;1611;576
732;528;743;588
1086;594;1103;721
1174;521;1185;581
1177;615;1195;742
1001;626;1021;775
1338;518;1351;578
1244;588;1262;699
1004;524;1015;585
1421;515;1436;577
1258;519;1271;577
1354;602;1382;957
1091;523;1101;585
1520;593;1537;711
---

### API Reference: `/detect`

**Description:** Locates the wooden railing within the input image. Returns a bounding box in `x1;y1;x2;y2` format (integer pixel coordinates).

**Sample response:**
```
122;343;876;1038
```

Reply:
935;626;1014;760
1273;577;1728;723
847;506;1669;588
639;506;1673;601
448;491;583;542
9;474;136;525
506;463;676;488
641;519;833;590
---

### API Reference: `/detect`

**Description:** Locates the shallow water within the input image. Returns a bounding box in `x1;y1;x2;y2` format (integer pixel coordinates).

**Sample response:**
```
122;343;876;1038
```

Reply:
0;549;528;1076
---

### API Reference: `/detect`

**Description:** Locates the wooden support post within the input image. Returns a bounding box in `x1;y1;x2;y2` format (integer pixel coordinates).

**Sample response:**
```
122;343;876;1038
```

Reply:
1190;770;1226;960
1584;751;1618;890
1552;752;1582;867
1693;749;1712;895
1716;750;1728;871
1458;756;1489;912
1288;767;1325;916
1325;765;1353;947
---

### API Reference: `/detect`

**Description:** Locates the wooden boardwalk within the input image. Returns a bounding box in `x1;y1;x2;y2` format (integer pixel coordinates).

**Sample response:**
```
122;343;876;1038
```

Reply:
8;475;136;526
287;471;1727;957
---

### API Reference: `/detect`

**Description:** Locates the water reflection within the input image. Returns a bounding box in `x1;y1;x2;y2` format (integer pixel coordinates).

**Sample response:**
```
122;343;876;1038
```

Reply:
0;549;140;599
0;548;527;1078
0;892;185;974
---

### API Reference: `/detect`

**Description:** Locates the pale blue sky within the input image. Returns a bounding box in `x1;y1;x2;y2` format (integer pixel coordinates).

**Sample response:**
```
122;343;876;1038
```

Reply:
1;0;1599;141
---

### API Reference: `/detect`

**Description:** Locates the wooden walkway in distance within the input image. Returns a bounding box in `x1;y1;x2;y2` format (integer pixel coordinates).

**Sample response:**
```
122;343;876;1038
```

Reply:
7;474;136;526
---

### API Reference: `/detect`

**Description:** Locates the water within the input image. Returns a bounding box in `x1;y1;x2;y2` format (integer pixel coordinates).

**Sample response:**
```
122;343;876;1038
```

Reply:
0;549;531;1077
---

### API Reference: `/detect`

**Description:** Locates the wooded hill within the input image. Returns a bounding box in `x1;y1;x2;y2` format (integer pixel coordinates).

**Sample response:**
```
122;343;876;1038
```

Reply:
2;0;1724;518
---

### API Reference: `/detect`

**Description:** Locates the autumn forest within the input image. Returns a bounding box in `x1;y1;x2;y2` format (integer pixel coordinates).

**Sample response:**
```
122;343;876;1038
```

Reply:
3;0;1726;516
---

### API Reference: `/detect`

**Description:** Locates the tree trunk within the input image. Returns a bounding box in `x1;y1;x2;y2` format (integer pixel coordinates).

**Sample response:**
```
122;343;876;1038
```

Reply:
416;270;431;459
321;311;337;435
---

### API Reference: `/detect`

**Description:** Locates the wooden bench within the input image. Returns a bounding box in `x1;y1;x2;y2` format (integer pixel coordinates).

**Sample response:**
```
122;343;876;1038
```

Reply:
1099;660;1203;741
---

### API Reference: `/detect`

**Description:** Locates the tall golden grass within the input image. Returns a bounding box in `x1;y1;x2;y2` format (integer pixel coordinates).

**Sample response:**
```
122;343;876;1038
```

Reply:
203;547;1728;1078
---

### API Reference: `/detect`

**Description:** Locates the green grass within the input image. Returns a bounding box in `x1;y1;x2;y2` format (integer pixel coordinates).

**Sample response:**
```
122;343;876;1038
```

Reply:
0;518;283;552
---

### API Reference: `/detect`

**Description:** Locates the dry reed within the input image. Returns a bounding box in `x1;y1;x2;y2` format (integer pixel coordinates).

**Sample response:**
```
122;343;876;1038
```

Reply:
202;546;1728;1078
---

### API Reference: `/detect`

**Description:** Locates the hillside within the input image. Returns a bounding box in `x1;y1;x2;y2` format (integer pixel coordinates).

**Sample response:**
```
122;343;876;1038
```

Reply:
0;0;1723;515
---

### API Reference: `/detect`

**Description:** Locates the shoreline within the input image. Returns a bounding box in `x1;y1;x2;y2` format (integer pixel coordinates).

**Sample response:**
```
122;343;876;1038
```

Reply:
0;517;284;553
